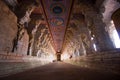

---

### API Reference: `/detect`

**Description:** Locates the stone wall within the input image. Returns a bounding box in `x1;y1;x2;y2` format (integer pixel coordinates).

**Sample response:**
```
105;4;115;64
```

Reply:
0;51;51;77
0;0;18;52
64;50;120;75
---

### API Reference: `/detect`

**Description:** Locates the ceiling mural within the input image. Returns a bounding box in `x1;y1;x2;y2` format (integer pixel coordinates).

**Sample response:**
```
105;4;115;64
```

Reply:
42;0;72;53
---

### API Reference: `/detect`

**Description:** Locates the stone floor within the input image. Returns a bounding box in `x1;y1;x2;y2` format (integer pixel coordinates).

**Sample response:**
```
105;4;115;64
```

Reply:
0;62;120;80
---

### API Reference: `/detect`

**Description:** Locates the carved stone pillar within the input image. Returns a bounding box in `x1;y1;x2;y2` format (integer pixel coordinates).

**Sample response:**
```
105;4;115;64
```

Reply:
14;28;29;55
28;20;42;56
12;1;36;54
85;13;114;51
78;25;94;54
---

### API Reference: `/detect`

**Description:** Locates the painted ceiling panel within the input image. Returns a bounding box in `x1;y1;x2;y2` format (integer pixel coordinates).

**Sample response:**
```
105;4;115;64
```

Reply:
42;0;72;52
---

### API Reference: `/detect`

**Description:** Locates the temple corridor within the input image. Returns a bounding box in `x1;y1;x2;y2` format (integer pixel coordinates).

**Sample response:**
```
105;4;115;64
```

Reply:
0;62;120;80
0;0;120;80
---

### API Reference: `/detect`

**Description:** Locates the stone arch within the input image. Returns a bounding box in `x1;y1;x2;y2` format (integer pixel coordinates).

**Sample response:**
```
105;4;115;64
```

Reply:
111;8;120;38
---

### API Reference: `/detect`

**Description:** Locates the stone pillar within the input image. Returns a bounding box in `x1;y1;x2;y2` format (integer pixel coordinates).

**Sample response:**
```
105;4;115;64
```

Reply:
14;3;36;55
84;6;114;51
85;13;114;51
94;14;114;51
112;8;120;38
29;20;41;56
15;28;29;55
78;25;94;54
72;13;94;54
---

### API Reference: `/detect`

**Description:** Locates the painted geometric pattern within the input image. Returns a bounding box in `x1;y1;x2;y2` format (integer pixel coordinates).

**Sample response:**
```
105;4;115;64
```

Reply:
42;0;72;52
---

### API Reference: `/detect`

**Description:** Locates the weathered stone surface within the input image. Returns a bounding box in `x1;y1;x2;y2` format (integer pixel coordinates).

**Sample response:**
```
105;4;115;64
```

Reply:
0;0;17;52
31;24;55;57
14;29;29;55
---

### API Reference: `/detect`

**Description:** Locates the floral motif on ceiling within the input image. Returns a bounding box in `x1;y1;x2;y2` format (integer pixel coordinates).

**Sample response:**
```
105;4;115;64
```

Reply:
42;0;72;52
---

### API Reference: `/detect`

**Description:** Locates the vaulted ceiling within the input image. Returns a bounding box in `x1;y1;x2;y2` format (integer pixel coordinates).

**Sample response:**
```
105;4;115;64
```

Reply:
41;0;73;53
